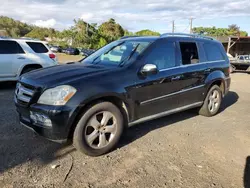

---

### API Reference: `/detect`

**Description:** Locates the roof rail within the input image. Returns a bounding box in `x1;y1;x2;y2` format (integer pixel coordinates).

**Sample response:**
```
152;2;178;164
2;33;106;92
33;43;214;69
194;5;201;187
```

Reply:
0;36;11;39
160;33;214;40
0;36;41;41
120;36;140;40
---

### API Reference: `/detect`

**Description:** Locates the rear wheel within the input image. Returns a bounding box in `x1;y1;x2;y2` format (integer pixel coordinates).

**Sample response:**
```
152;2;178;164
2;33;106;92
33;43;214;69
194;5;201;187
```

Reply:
73;102;124;156
199;85;222;117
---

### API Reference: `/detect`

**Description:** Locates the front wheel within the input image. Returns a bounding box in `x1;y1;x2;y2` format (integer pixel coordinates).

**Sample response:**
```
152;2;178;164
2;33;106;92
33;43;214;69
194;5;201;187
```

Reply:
73;102;124;156
199;85;222;117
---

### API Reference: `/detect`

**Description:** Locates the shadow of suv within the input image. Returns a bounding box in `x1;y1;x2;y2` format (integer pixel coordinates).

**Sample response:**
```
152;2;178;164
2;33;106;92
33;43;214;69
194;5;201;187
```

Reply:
15;33;231;156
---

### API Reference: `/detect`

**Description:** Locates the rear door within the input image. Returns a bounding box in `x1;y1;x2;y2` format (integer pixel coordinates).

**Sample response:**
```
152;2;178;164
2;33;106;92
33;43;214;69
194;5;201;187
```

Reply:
25;41;57;64
174;39;208;107
0;40;25;78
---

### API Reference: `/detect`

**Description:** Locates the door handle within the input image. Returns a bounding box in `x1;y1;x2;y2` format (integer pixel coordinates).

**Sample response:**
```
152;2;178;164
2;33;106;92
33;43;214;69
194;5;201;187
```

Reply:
204;68;211;73
17;57;25;60
171;75;181;81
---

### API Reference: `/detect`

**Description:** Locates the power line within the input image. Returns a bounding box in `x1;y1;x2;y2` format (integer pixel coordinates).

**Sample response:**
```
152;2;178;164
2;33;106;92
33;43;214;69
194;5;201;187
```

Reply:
182;23;190;33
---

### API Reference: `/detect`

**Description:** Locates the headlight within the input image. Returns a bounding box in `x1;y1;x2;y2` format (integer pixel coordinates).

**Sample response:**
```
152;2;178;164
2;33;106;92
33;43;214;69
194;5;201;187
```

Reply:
38;85;77;106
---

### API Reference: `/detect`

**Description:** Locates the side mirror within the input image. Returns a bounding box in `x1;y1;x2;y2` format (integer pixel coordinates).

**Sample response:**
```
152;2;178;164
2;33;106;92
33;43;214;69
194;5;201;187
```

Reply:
140;64;158;76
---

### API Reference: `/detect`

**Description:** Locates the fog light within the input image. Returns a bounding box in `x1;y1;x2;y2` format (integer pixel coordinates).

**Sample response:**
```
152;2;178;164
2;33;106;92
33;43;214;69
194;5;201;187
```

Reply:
30;111;52;127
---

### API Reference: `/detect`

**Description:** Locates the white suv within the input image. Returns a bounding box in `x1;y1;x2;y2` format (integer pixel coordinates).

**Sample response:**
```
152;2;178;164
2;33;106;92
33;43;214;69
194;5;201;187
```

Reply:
0;38;58;82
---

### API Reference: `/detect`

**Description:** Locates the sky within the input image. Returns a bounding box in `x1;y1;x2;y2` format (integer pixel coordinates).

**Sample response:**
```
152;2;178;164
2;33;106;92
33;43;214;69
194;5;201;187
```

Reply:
0;0;250;34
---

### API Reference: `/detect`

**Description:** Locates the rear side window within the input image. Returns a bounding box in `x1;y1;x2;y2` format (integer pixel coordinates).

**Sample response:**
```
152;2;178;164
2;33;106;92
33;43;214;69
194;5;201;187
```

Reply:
203;43;225;61
179;42;199;65
0;40;25;54
145;41;176;70
26;42;49;53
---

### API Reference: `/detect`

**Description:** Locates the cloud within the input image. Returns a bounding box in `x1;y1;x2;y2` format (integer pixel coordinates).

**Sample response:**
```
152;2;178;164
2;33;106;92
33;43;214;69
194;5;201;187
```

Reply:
0;0;249;32
33;19;57;28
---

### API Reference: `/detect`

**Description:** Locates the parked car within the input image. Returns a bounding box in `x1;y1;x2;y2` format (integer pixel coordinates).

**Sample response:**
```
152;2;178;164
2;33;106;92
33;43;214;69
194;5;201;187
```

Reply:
15;33;231;156
65;47;80;55
80;49;95;57
0;37;58;82
61;48;68;53
50;46;62;53
230;55;250;73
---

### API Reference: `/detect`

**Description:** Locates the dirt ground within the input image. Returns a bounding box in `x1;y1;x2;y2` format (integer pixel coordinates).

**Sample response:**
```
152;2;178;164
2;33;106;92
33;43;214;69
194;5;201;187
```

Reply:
0;73;250;188
56;53;83;64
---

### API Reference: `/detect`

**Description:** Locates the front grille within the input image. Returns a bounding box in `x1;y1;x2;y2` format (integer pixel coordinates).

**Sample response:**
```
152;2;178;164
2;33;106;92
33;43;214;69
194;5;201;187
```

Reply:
15;83;35;105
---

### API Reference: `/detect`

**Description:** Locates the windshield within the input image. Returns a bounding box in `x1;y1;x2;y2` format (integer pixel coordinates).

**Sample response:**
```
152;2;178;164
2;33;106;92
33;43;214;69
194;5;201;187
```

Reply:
81;40;151;66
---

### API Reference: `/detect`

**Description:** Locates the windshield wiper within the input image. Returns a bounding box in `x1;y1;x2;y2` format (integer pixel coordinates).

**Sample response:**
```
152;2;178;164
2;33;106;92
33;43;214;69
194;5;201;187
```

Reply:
119;44;140;67
104;41;125;55
92;41;125;64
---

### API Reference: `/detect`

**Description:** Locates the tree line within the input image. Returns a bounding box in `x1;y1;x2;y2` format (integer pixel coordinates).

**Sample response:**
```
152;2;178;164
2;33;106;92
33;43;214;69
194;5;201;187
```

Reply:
0;16;160;49
0;16;248;49
193;24;248;37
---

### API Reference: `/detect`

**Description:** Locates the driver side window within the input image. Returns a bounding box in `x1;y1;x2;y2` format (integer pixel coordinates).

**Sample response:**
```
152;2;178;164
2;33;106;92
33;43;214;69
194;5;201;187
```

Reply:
145;41;176;70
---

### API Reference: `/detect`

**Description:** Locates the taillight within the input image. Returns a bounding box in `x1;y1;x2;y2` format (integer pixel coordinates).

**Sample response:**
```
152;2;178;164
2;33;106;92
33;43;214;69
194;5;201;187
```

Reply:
49;53;56;59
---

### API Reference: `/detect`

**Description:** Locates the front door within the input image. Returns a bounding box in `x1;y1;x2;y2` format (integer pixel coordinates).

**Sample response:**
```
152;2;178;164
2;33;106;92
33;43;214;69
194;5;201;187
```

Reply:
130;38;184;119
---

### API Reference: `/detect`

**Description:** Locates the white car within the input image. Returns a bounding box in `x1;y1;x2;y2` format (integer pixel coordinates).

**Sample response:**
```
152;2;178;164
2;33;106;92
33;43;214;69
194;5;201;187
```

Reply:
0;37;58;82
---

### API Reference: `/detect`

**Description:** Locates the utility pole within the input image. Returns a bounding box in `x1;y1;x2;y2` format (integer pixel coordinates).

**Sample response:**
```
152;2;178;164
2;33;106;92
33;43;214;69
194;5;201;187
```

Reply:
190;18;194;34
172;20;175;33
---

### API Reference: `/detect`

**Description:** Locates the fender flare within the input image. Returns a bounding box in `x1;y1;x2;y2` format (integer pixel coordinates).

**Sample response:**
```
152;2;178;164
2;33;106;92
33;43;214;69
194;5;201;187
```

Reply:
17;63;43;77
204;70;226;94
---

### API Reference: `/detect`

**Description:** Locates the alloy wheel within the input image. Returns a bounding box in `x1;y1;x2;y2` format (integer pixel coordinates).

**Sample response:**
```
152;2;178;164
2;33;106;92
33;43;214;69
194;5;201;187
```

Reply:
85;111;117;149
208;90;220;113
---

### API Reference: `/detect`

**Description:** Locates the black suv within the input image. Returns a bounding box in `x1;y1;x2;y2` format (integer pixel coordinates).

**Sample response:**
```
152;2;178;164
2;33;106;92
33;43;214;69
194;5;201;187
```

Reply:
15;33;231;156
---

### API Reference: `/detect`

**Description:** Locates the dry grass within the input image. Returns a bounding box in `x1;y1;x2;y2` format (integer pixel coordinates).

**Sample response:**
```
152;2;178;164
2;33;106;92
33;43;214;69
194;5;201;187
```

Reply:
56;53;84;64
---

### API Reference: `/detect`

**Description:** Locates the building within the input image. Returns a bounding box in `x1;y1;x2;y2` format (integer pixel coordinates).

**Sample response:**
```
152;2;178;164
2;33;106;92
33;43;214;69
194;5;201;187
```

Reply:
217;36;250;57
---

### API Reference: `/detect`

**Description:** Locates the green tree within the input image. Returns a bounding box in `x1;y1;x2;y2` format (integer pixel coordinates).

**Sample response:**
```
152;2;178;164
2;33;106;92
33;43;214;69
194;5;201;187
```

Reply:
98;37;107;48
135;29;160;36
124;29;134;36
98;18;124;43
228;24;240;36
0;16;33;37
193;25;248;37
25;27;58;40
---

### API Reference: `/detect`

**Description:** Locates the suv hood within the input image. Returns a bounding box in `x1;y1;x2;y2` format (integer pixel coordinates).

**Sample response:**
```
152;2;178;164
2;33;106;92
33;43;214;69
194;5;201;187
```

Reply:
20;63;112;88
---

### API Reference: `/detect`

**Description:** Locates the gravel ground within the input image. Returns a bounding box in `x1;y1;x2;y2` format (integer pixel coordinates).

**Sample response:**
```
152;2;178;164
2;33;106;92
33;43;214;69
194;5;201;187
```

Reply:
0;73;250;188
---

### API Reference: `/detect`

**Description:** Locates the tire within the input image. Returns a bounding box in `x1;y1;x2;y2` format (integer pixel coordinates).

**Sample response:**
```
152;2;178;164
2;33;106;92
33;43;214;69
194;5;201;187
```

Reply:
21;67;37;75
199;85;222;117
73;102;124;156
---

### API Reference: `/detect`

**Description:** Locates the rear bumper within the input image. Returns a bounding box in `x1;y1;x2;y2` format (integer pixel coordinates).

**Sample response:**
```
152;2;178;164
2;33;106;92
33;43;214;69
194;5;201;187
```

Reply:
224;76;231;95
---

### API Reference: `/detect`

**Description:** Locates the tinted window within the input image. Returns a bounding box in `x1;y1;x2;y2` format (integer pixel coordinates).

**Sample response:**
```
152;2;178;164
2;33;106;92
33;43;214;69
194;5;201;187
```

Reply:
179;42;199;65
203;43;224;61
145;41;176;70
26;42;49;53
0;40;25;54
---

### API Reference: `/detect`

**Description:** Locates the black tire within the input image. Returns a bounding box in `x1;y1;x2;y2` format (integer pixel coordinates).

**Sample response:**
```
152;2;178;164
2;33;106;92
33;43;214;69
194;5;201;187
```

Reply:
73;102;124;156
21;67;37;75
199;85;222;117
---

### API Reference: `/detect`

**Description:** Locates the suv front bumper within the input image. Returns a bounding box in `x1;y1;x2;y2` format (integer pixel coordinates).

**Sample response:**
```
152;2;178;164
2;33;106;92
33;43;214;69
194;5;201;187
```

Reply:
15;98;76;143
